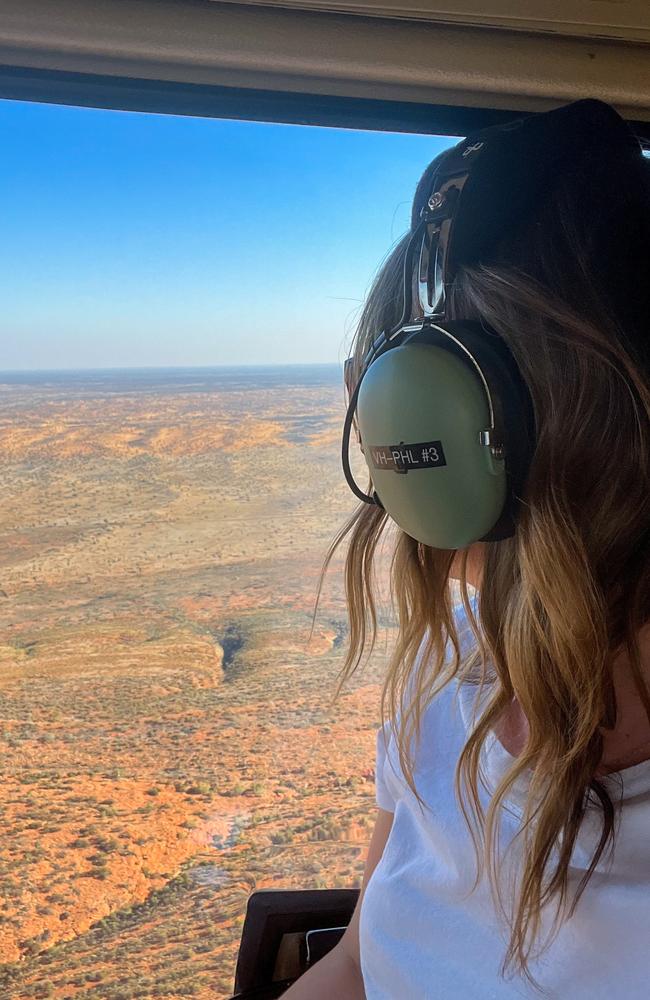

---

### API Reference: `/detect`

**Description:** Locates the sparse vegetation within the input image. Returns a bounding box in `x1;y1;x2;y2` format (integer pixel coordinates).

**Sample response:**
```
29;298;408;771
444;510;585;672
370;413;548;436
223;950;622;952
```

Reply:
0;369;387;997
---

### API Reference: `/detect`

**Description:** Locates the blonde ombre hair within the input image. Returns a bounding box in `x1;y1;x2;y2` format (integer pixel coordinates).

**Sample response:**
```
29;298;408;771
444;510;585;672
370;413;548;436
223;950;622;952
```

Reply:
320;149;650;985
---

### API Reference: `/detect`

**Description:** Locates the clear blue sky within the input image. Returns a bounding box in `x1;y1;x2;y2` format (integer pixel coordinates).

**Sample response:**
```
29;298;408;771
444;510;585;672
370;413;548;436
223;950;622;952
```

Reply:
0;99;456;369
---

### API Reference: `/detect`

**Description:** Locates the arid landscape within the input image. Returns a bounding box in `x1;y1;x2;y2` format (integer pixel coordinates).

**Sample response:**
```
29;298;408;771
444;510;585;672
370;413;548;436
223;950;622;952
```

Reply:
0;366;396;999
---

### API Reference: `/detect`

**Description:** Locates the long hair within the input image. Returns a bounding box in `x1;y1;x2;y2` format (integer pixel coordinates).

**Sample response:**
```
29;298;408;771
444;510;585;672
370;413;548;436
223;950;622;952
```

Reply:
319;143;650;983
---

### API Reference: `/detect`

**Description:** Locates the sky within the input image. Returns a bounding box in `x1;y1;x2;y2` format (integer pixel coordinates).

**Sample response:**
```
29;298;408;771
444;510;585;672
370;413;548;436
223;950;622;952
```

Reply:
0;99;456;370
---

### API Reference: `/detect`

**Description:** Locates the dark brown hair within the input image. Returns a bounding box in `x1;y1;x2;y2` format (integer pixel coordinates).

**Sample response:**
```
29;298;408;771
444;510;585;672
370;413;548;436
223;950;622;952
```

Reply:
320;143;650;984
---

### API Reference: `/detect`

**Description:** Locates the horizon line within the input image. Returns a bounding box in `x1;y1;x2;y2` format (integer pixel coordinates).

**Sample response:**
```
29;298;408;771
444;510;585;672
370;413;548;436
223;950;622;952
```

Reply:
0;360;345;375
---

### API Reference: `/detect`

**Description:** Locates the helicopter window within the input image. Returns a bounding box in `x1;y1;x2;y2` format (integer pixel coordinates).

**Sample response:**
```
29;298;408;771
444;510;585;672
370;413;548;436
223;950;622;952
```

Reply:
0;96;456;998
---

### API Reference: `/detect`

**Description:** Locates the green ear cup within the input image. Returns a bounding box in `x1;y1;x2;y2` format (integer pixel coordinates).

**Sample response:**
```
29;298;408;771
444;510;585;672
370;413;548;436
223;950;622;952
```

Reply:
356;341;507;548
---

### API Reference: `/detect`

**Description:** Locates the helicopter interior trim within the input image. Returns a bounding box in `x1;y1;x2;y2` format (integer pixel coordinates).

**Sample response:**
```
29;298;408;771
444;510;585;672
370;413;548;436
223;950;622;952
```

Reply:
1;0;650;133
215;0;650;42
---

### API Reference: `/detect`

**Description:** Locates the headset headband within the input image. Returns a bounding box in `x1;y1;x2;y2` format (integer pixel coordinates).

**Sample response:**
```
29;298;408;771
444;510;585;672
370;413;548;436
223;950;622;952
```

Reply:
341;141;483;504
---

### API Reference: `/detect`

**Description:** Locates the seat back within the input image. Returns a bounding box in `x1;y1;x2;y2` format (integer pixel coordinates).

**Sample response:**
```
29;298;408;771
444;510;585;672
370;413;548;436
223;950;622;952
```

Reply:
232;887;360;996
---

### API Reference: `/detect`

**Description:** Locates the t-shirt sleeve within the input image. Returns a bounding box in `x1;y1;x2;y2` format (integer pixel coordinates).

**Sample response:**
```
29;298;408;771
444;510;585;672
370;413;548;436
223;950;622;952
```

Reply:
452;594;480;659
374;720;396;812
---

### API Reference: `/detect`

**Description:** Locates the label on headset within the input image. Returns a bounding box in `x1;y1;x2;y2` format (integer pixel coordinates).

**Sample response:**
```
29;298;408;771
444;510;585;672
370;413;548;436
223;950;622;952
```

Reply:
369;440;447;474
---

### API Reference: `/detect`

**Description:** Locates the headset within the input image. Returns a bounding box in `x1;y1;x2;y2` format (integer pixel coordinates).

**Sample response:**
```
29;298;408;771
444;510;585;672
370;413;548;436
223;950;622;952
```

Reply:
340;99;642;550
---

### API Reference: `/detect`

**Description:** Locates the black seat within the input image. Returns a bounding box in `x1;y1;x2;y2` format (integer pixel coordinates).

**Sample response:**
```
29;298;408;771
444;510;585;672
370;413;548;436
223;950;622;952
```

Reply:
230;887;360;999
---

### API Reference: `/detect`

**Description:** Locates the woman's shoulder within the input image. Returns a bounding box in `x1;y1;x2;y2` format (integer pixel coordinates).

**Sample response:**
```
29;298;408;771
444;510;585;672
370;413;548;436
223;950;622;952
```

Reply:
375;681;480;817
375;607;487;810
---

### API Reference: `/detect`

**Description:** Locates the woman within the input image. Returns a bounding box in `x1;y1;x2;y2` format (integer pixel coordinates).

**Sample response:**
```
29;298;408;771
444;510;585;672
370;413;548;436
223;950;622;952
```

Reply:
285;100;650;998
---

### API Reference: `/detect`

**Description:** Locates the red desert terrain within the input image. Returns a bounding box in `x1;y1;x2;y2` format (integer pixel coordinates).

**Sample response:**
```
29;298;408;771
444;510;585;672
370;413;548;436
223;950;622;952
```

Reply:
0;367;396;999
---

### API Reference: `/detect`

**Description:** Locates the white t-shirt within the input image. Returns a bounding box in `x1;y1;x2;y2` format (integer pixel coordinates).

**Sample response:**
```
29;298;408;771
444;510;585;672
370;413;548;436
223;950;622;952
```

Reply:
359;605;650;999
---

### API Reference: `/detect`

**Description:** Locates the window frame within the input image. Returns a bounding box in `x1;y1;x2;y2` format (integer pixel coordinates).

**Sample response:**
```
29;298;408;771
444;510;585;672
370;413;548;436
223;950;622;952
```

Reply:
2;64;650;143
